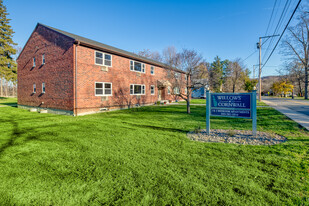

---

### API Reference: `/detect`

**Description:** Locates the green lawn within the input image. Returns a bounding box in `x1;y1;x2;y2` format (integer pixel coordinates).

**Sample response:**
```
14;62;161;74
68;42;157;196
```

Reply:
0;97;17;106
0;100;308;205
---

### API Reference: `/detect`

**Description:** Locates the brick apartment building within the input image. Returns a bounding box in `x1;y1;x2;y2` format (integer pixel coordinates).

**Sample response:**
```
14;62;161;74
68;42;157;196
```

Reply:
17;23;187;116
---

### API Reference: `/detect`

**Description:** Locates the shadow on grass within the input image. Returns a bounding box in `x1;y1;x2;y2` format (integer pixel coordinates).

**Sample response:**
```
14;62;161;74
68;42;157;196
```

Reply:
0;115;75;157
0;117;28;156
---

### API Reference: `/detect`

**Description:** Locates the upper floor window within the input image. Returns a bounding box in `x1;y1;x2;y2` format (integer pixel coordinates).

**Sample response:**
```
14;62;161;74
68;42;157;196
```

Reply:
33;57;36;67
95;82;112;96
42;83;45;93
95;51;112;67
151;85;155;95
42;54;45;65
185;75;187;81
151;66;154;75
130;60;145;73
33;84;36;93
175;72;180;79
130;84;145;95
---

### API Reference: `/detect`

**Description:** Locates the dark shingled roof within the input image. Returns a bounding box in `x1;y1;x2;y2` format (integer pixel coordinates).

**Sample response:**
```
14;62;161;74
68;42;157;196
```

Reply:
38;23;186;74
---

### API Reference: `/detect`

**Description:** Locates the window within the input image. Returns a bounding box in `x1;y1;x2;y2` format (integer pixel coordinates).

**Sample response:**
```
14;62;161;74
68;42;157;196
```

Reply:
33;84;36;93
185;75;187;81
95;51;112;67
151;85;155;95
130;60;145;73
33;57;36;67
42;83;45;93
42;54;45;65
167;86;171;95
130;84;145;95
151;66;154;75
95;82;112;96
185;87;187;94
175;72;180;79
174;87;180;94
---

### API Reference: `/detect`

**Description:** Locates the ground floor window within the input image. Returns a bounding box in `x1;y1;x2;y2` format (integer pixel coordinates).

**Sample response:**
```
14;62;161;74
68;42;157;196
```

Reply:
151;85;155;95
167;86;171;95
42;83;45;93
174;87;180;94
130;84;145;95
95;82;112;96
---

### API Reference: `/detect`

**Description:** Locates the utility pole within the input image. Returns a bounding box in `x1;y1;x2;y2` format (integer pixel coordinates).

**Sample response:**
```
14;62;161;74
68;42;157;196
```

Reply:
257;34;279;101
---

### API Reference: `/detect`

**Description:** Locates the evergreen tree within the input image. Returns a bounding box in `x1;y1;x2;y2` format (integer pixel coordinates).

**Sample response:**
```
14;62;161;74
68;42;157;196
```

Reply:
209;56;228;92
0;0;16;96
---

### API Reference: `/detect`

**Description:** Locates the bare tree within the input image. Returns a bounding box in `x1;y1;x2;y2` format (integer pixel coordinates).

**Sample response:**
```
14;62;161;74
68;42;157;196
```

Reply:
281;7;309;98
137;49;162;62
225;58;246;93
167;48;204;114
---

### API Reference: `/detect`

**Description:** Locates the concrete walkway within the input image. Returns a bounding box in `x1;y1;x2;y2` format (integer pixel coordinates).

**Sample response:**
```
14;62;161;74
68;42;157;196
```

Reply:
263;99;309;131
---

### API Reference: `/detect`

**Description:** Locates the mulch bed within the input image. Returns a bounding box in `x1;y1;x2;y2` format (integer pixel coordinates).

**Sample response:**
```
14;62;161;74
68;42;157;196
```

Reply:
187;129;287;145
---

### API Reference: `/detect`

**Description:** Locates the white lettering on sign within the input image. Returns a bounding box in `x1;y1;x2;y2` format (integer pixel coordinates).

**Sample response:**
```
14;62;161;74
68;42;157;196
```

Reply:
217;102;246;107
216;96;242;101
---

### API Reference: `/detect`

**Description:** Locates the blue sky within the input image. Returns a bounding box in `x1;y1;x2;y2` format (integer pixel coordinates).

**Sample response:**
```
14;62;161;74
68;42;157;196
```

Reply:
6;0;302;77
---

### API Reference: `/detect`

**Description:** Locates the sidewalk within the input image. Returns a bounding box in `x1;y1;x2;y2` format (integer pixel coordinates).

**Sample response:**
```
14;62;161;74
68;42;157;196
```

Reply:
263;100;309;131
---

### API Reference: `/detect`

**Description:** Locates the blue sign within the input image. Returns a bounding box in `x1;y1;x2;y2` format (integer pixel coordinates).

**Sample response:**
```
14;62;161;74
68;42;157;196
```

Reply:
211;109;251;118
206;91;257;136
211;94;251;109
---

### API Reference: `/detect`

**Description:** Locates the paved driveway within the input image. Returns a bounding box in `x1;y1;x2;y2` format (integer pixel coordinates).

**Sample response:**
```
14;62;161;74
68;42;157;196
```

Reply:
262;97;309;130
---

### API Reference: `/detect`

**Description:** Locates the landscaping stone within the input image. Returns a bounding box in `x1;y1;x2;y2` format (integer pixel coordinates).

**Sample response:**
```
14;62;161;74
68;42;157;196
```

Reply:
29;108;38;112
187;129;287;145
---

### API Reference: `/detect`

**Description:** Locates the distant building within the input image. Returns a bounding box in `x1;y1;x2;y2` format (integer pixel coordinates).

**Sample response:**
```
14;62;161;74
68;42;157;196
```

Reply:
191;87;207;99
17;23;186;115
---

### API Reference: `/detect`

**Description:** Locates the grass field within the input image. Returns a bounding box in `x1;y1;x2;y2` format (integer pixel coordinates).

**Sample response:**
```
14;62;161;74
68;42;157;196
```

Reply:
178;99;269;106
0;97;17;106
0;98;308;205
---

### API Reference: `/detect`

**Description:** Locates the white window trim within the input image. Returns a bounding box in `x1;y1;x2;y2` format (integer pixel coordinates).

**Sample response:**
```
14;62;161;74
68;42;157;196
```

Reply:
33;84;36;93
151;85;155;95
94;51;112;67
130;60;146;73
167;86;171;95
130;84;145;95
33;57;36;67
150;66;155;75
95;82;113;96
42;83;45;93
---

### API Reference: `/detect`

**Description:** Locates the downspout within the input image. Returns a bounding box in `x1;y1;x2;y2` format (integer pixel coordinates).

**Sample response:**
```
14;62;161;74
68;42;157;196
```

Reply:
74;41;80;116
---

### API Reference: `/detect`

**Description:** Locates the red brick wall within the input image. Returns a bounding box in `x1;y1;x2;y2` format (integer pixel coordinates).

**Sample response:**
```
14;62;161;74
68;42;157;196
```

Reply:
75;45;185;114
17;25;75;111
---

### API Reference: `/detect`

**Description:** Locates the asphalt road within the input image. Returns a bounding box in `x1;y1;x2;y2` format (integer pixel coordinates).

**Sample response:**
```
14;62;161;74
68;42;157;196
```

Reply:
262;97;309;117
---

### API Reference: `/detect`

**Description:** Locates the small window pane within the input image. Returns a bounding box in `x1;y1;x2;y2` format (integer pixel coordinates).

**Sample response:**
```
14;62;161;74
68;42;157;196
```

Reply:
134;85;142;94
96;89;103;95
105;83;111;89
96;52;103;58
105;89;111;95
134;62;142;72
96;58;103;65
96;83;103;88
105;60;111;66
105;54;111;60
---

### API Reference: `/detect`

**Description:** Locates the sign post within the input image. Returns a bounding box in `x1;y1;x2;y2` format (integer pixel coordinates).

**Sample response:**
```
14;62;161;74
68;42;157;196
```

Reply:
206;90;210;135
206;90;257;136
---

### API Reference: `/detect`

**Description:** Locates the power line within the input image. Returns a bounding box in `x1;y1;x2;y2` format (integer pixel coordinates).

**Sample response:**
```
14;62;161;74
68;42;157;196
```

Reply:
262;0;302;70
265;0;278;35
262;0;291;62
